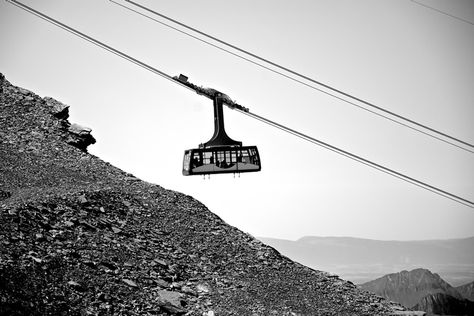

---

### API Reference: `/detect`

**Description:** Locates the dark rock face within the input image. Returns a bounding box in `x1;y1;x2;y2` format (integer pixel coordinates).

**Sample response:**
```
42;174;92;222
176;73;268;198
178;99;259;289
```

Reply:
412;292;474;316
360;268;462;309
0;73;401;315
457;281;474;302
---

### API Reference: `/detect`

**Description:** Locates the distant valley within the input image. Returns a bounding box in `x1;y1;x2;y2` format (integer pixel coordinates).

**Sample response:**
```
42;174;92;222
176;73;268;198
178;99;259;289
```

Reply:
258;236;474;286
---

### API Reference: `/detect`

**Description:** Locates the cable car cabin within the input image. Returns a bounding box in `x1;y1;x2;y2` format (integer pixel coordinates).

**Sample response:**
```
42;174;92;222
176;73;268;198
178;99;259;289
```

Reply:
179;79;261;176
183;146;261;176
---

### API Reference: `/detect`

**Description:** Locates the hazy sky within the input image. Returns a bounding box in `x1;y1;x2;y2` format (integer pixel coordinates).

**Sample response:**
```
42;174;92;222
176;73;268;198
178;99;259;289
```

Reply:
1;0;473;241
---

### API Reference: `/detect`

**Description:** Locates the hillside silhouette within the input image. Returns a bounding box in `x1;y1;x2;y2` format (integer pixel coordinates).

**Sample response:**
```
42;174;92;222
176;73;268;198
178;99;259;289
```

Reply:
0;73;405;315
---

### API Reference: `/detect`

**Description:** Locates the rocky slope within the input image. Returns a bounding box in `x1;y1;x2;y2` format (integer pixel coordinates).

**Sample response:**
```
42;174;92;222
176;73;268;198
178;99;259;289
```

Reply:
0;73;403;315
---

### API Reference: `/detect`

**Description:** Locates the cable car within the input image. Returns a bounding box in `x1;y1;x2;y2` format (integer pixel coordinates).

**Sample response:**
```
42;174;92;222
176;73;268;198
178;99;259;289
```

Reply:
182;84;261;176
183;146;260;176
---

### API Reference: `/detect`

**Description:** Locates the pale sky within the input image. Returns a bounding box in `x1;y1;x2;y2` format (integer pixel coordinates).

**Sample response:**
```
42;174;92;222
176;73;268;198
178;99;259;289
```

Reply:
1;0;473;241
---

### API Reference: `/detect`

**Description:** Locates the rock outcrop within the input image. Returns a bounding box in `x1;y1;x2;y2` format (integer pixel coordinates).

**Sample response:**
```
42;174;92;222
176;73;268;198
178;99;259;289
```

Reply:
0;73;402;315
0;74;95;153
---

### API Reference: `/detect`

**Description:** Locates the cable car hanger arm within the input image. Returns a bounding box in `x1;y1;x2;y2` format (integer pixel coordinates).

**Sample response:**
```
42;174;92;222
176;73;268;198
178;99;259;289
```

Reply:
172;74;249;112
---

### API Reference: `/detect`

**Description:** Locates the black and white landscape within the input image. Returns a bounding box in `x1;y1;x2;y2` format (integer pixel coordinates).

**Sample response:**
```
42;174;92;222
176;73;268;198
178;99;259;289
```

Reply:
1;0;473;314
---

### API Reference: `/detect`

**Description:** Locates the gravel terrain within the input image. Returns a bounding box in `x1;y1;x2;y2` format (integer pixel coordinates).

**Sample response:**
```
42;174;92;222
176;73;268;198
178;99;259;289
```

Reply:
0;73;404;315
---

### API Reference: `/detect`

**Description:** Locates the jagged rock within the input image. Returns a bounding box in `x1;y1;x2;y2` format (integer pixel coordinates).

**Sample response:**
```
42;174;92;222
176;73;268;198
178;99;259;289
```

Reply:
68;280;85;292
196;283;210;294
155;278;171;288
0;190;11;201
78;194;88;204
157;290;187;314
181;285;198;296
154;258;168;267
44;97;69;119
68;123;92;136
390;311;426;316
122;279;139;288
67;123;96;152
0;73;4;93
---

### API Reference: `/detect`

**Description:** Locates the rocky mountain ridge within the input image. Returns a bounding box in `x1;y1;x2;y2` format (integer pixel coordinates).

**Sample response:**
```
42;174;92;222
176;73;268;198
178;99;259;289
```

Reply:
0;73;403;315
360;268;474;315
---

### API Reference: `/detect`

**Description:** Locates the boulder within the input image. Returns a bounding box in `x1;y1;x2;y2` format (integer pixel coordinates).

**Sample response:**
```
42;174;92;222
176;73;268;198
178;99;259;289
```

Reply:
67;123;96;152
157;290;187;314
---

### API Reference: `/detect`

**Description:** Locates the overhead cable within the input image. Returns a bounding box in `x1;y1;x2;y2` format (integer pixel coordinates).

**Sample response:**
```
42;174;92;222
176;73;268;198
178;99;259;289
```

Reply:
411;0;474;26
4;0;196;95
242;111;473;208
112;0;474;153
6;0;473;208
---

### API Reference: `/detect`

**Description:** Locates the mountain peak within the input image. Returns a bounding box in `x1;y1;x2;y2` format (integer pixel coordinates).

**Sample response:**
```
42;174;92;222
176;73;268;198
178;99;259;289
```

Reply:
360;268;463;309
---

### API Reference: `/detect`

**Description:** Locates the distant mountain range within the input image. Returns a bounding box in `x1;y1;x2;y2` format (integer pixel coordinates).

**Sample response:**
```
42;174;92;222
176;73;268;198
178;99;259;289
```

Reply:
258;236;474;286
360;268;474;315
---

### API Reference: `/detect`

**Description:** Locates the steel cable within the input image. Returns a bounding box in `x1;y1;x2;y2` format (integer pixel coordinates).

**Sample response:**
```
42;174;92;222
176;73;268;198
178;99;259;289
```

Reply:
411;0;474;26
241;111;473;208
116;0;474;153
6;0;473;208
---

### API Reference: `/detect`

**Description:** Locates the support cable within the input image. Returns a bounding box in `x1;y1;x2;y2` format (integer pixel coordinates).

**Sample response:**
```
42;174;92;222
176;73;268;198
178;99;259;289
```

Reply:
4;0;196;95
108;0;472;155
6;0;473;208
242;111;474;208
115;0;474;153
411;0;474;26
